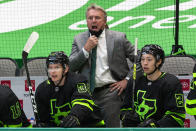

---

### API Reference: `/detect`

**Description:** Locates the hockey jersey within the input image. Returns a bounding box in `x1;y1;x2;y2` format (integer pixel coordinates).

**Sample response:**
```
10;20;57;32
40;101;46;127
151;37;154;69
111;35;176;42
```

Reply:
121;72;185;127
0;85;31;127
35;72;104;127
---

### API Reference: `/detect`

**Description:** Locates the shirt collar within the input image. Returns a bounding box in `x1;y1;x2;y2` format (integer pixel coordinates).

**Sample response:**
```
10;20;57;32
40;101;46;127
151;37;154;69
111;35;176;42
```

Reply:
99;29;105;38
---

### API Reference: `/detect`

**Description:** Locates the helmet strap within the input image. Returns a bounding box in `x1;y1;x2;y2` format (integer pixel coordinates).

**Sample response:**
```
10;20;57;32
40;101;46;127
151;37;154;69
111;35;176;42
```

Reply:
147;66;158;76
56;68;66;87
147;57;163;75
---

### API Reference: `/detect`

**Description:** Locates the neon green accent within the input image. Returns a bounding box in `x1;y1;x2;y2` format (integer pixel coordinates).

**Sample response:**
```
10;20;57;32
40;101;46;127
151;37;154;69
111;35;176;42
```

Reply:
165;111;185;118
185;103;196;115
150;122;156;127
47;80;50;84
185;99;196;115
170;115;184;127
190;78;195;90
165;111;185;127
194;81;196;85
50;99;71;125
10;101;21;119
135;90;157;120
96;120;105;126
4;123;22;127
77;83;88;93
71;98;95;111
175;94;184;107
159;72;166;78
172;50;185;56
72;102;93;111
133;64;136;80
186;98;196;105
27;124;33;128
193;73;196;78
72;99;95;106
120;108;132;111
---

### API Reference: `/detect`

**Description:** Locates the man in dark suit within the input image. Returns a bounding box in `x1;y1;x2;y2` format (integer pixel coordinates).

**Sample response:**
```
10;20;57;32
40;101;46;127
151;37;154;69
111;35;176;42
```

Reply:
69;3;137;127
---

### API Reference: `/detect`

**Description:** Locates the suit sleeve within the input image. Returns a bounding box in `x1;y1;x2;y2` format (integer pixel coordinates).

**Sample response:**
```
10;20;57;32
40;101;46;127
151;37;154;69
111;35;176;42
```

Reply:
157;77;185;127
69;35;89;72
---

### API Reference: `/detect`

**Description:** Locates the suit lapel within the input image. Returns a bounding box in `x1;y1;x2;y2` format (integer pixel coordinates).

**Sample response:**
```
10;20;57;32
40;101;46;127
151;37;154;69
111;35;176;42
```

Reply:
105;29;114;64
80;31;89;48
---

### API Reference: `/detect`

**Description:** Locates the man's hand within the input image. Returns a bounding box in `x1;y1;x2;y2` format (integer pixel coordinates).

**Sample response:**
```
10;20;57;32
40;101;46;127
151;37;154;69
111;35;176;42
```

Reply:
110;79;128;95
60;115;80;128
120;110;140;127
84;36;98;52
138;118;159;127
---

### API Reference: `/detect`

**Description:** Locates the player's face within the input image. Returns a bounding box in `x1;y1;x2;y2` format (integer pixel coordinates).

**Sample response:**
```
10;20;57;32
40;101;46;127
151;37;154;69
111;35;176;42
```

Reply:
86;9;106;32
141;54;157;74
48;63;64;84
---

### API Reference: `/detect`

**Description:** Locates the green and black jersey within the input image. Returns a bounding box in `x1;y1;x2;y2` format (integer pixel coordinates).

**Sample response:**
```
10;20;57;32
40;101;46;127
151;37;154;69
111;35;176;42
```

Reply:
0;85;31;127
185;64;196;115
121;72;185;127
35;72;104;127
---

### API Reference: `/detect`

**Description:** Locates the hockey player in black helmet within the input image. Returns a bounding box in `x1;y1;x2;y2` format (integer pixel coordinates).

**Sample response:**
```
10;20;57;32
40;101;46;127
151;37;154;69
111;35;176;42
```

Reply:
120;44;185;127
35;51;105;127
139;44;165;74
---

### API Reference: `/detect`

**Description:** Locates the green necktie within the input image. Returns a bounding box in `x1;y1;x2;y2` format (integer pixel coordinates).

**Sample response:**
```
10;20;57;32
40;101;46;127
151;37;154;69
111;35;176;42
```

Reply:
90;46;97;92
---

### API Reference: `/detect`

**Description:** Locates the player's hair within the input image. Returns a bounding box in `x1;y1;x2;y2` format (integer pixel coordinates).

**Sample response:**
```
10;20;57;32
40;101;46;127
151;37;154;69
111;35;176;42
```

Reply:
140;44;165;69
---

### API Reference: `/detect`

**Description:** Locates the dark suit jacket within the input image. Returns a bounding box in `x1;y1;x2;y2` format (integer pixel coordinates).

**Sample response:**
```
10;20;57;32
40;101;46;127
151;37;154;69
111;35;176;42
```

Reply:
69;29;135;81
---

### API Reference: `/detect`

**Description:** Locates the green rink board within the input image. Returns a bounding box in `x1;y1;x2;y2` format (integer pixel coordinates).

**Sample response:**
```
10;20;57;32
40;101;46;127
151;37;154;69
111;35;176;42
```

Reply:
0;0;196;59
0;128;196;131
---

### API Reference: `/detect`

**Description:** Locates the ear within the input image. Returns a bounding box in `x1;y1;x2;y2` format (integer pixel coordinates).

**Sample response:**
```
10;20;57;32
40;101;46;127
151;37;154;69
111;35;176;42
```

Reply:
156;59;162;68
64;65;69;74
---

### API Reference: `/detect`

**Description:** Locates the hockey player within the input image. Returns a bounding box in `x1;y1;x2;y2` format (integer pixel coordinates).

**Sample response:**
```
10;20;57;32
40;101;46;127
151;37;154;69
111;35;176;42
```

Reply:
185;64;196;118
0;85;31;127
120;44;185;127
35;51;104;127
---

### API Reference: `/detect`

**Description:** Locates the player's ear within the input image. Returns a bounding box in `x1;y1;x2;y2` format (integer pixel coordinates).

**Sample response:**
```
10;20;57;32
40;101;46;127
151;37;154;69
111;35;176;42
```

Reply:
64;65;69;74
156;59;162;68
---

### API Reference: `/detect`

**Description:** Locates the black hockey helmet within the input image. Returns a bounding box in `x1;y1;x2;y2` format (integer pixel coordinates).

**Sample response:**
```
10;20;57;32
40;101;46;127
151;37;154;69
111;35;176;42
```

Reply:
46;51;69;69
140;44;165;69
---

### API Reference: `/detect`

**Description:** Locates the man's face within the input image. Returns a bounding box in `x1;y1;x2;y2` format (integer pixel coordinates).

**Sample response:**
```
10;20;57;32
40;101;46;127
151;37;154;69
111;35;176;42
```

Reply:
48;63;64;84
141;54;157;75
86;9;106;32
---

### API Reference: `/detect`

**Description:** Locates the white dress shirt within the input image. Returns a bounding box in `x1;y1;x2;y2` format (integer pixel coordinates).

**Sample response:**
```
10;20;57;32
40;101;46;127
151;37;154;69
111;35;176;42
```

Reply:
82;30;117;88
